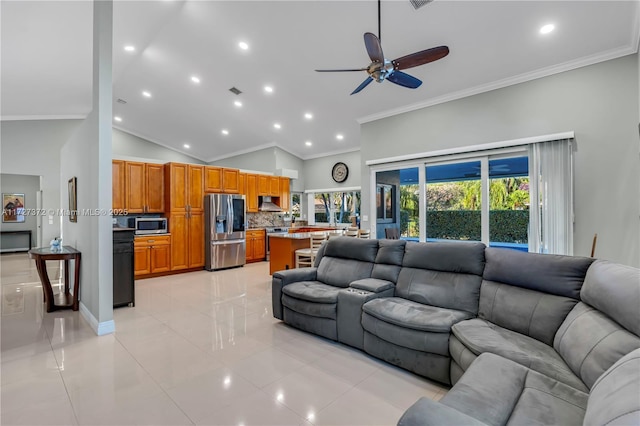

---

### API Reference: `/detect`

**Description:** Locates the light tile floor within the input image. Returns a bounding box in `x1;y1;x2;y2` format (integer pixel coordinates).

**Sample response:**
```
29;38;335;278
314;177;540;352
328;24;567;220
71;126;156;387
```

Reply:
1;253;447;425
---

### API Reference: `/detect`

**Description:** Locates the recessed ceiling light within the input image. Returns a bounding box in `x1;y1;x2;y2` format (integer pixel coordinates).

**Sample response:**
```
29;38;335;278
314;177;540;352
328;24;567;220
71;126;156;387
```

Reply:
264;85;274;93
305;141;312;146
124;45;135;52
304;112;313;120
238;41;249;50
191;76;201;84
336;134;344;140
221;129;229;135
234;100;242;107
114;116;122;122
539;24;555;34
273;123;281;129
142;91;152;98
183;144;190;149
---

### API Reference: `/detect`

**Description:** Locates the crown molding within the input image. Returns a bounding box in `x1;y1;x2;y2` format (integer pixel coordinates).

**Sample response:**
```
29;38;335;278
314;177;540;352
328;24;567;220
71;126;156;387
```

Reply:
0;114;87;121
358;44;638;125
113;126;205;163
300;147;361;161
205;142;279;163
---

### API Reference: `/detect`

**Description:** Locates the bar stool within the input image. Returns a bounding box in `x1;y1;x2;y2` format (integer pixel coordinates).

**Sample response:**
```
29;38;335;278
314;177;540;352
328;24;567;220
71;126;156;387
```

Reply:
358;229;371;239
327;231;343;239
344;230;359;237
295;232;327;268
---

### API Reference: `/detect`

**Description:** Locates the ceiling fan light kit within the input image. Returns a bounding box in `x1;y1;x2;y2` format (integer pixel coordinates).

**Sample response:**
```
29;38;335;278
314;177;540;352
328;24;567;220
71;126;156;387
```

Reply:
316;0;449;95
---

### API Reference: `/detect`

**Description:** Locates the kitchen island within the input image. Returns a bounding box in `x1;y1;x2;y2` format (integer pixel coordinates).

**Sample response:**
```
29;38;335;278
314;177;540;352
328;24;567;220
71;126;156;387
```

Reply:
268;232;311;275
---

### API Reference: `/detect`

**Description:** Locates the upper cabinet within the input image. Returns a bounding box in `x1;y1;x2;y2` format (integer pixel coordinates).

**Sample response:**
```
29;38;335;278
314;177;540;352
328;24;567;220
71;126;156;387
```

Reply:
112;160;164;213
205;166;240;194
165;162;204;212
257;175;269;196
269;177;280;197
246;174;259;212
279;177;290;211
112;160;126;211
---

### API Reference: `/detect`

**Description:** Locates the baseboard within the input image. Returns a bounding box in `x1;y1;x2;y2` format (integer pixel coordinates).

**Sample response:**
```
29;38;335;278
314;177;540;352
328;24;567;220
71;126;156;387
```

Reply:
79;302;115;336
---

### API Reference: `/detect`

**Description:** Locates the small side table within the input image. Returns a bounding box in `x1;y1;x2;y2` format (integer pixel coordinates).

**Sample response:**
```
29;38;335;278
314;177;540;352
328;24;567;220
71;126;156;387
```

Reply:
28;246;81;312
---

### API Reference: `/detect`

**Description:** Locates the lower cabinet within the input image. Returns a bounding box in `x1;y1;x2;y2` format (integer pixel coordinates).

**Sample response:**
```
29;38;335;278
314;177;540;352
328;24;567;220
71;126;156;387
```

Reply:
134;235;171;277
246;229;266;263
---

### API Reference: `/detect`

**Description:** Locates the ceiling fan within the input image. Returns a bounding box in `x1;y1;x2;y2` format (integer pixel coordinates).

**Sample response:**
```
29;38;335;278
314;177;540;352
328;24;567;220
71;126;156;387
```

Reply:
316;0;450;95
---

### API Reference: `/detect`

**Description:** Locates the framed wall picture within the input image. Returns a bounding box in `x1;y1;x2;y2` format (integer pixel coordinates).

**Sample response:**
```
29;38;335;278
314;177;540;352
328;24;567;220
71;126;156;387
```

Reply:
68;177;77;223
2;193;25;223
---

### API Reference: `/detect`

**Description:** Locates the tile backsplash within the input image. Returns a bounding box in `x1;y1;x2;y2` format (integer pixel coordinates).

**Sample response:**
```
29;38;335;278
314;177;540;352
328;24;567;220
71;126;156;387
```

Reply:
247;212;288;228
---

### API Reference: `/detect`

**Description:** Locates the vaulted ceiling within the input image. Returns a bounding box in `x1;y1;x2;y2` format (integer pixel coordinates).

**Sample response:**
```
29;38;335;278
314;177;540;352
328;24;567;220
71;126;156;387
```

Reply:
2;1;638;162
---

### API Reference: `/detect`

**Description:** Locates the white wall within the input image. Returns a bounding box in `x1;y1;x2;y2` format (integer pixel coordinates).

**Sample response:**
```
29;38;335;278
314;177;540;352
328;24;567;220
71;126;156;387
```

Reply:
303;150;361;190
60;0;114;332
210;146;277;172
361;54;639;267
275;148;305;192
0;119;82;243
113;128;204;164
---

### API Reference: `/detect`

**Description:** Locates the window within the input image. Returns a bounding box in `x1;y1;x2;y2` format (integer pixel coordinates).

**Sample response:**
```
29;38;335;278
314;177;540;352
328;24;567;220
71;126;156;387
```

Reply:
309;191;361;225
291;192;302;218
369;138;573;254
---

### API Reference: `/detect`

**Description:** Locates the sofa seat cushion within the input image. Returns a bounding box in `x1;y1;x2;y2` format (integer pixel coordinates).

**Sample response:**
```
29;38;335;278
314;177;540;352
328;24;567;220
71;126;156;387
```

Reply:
431;352;588;426
363;297;473;332
452;319;588;392
282;281;341;304
361;298;473;356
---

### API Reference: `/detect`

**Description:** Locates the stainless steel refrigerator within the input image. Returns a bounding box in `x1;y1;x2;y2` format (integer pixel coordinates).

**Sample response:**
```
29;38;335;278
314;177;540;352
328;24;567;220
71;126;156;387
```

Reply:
205;194;246;270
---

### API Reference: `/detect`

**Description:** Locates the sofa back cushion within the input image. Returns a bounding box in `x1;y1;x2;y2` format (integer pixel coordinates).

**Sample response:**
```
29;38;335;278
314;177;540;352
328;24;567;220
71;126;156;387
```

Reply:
371;239;406;283
554;261;640;389
580;260;640;337
478;248;594;346
583;349;640;425
483;248;594;299
395;242;485;315
316;237;378;288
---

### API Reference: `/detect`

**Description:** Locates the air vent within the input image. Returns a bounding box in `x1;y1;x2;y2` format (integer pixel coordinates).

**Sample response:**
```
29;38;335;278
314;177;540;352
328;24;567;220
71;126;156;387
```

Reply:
116;98;127;104
409;0;433;10
229;87;242;95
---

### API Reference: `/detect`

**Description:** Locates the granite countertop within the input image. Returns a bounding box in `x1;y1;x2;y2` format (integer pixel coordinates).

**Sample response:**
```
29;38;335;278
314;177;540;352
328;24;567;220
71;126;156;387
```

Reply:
113;227;136;232
269;232;312;240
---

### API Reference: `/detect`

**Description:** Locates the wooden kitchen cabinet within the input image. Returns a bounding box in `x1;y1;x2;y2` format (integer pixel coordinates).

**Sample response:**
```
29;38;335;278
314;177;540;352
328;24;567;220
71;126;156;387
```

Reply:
165;162;205;271
257;175;269;196
246;229;266;263
134;235;171;277
239;173;246;196
246;174;259;213
112;160;126;211
118;161;164;214
269;176;280;197
205;167;240;194
279;177;290;211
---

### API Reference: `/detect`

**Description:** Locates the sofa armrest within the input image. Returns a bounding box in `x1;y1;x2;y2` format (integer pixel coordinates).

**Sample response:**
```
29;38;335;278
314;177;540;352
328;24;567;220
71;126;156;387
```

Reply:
397;397;487;426
272;268;318;320
350;278;394;293
337;286;394;350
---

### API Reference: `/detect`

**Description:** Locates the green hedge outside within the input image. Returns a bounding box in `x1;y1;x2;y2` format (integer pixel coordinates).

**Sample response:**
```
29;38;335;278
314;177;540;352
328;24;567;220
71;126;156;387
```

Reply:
424;210;529;243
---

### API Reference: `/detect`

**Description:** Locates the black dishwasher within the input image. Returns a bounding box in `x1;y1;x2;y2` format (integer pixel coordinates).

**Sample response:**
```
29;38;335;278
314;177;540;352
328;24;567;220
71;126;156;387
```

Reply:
113;229;135;307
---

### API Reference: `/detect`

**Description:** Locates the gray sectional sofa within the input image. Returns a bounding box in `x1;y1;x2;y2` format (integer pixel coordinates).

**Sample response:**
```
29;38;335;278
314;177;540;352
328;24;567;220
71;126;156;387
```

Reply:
271;237;640;425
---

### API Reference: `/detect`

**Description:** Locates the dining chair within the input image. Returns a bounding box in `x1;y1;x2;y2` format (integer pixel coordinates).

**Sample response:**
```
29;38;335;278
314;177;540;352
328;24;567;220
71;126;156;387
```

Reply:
384;227;400;239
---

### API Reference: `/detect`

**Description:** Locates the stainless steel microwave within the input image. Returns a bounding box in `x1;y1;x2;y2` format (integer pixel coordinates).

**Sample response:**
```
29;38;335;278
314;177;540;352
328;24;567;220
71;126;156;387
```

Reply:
128;217;168;235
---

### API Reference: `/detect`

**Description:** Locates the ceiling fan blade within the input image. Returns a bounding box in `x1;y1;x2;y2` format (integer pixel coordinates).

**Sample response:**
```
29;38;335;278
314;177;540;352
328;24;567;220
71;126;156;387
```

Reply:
315;68;368;72
351;77;374;95
387;71;422;89
364;32;384;63
392;46;449;70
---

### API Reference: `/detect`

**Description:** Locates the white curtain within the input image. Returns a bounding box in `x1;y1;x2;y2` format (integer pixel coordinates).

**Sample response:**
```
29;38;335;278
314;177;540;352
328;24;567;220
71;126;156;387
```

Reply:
528;139;574;255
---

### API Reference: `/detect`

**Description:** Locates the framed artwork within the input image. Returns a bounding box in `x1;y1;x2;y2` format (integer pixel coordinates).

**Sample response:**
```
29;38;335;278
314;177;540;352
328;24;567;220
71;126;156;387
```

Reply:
376;184;394;223
68;177;77;223
2;193;25;223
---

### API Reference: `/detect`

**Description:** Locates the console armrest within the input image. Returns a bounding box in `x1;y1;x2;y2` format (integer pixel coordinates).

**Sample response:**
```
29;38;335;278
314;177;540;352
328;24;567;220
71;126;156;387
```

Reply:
272;268;318;320
398;397;487;426
350;278;394;293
